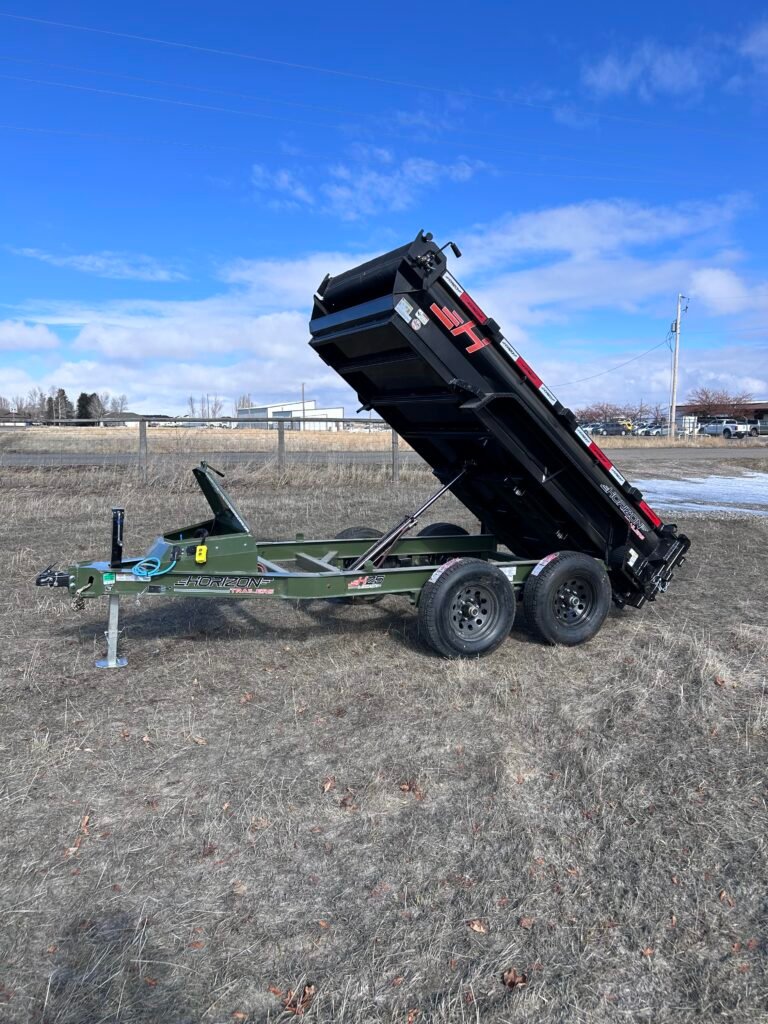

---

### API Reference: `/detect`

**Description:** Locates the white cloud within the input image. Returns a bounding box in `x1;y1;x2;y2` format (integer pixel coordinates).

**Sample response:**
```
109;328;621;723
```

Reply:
583;41;712;99
12;248;186;282
251;149;487;221
458;195;746;272
689;268;753;314
9;193;767;413
220;251;370;308
0;319;60;350
584;21;768;102
322;156;486;220
251;165;314;209
741;21;768;65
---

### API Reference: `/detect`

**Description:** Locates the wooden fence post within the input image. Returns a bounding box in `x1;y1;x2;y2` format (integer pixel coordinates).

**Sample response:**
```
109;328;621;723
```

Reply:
138;418;148;480
277;419;286;471
391;429;400;484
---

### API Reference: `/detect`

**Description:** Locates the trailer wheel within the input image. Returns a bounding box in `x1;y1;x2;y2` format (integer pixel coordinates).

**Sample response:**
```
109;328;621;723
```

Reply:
523;551;611;646
418;558;515;658
416;522;469;565
336;525;382;562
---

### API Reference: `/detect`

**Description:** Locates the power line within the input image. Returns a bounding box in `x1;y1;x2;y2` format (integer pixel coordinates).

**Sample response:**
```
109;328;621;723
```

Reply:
552;335;671;387
0;72;727;187
0;54;364;118
0;10;748;140
1;55;743;180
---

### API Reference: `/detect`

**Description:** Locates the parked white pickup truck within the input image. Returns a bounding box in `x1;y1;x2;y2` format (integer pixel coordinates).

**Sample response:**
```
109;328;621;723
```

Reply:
700;419;750;439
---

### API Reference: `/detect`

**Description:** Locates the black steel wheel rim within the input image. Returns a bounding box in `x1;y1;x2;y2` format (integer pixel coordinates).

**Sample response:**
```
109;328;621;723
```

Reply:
553;576;596;626
448;583;498;642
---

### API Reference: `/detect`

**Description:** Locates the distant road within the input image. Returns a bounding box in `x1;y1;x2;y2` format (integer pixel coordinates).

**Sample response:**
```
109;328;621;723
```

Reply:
610;445;768;464
1;444;766;469
0;449;424;468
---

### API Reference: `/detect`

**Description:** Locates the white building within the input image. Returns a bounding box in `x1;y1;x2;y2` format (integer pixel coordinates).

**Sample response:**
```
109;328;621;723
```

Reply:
236;399;344;430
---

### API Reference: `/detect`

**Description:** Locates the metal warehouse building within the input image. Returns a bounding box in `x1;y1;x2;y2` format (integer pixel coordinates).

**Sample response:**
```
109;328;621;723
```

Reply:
236;399;344;430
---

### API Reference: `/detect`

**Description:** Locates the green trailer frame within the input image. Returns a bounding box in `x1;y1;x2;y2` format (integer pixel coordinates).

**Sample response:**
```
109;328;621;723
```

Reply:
37;462;542;667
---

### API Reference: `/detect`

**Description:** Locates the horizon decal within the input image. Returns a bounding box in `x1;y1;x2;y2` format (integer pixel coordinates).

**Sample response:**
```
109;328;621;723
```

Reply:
599;484;646;539
174;574;275;594
429;302;490;353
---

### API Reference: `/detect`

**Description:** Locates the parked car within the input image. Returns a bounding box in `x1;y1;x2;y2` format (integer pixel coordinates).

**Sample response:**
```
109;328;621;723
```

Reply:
747;420;768;437
700;419;749;439
594;421;629;436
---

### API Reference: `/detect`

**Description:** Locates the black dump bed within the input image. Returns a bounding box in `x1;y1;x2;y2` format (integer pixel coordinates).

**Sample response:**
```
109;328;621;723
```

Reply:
309;231;689;607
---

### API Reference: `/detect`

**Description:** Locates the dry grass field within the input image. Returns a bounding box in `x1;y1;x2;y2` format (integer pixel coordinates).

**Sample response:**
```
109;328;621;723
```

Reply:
1;460;766;1023
0;426;398;456
0;424;751;459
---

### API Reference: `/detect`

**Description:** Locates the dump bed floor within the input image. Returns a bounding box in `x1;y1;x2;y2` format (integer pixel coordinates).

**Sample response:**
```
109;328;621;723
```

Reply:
309;232;689;606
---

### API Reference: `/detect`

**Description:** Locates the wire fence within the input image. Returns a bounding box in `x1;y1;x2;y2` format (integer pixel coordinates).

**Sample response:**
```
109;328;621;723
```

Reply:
0;416;423;479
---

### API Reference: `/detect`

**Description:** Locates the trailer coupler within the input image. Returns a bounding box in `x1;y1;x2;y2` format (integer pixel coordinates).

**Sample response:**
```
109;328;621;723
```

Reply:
36;565;72;588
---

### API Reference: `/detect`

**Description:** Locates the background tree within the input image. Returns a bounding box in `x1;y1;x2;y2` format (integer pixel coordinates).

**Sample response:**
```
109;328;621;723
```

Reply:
109;393;128;414
685;387;754;418
45;388;73;424
75;392;93;424
27;387;47;419
88;392;107;419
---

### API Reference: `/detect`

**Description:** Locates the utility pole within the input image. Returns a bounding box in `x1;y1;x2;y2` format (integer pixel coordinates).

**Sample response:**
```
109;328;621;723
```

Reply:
668;293;687;439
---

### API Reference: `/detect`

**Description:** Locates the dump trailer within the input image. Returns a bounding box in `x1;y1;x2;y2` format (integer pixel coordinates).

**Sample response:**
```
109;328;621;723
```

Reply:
36;231;689;665
309;230;689;610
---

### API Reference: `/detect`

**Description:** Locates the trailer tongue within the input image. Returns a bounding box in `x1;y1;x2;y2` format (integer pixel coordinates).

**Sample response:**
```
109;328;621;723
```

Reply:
309;230;689;609
36;231;689;665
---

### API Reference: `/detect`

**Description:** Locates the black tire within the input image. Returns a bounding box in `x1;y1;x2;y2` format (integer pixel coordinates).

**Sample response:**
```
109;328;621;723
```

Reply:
523;551;611;646
723;428;732;439
750;427;759;437
418;558;515;658
336;525;382;565
417;522;469;566
417;522;469;537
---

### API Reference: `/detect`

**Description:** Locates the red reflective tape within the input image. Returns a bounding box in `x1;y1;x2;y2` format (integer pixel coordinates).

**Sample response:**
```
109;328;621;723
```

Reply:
446;307;463;327
588;441;614;472
515;356;543;389
460;290;487;324
638;500;662;528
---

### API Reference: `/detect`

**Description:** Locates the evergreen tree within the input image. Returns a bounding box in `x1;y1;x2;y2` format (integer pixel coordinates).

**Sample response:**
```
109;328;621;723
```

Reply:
54;388;74;421
75;392;92;424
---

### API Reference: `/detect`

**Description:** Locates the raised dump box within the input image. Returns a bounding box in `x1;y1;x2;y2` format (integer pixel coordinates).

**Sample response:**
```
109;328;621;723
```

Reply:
310;230;690;609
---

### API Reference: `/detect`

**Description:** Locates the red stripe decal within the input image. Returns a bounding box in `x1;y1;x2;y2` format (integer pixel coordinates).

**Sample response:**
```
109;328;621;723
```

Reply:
446;307;463;327
515;356;543;389
430;303;454;329
460;290;487;323
588;441;614;472
638;500;662;528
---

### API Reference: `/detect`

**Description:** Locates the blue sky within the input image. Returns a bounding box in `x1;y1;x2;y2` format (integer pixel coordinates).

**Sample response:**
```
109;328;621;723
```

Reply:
1;1;766;414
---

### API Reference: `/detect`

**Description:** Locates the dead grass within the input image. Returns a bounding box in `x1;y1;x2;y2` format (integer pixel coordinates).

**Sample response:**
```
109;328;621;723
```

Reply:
0;426;402;456
0;464;766;1023
1;426;765;460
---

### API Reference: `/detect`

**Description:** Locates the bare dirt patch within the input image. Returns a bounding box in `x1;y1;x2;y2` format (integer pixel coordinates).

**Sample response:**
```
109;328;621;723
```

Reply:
1;465;766;1023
